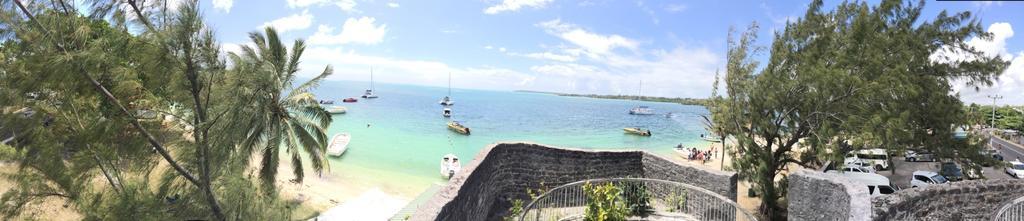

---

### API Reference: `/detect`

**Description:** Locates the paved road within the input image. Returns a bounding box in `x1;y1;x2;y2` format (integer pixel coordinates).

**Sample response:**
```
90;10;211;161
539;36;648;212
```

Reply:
990;130;1024;163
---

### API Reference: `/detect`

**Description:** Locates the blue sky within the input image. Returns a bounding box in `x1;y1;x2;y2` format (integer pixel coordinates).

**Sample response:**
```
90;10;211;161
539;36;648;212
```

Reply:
197;0;1024;105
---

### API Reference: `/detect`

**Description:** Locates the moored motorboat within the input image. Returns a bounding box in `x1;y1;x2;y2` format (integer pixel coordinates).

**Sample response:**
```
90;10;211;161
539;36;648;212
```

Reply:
440;154;461;179
327;106;346;114
327;133;351;156
343;98;358;103
443;107;452;118
439;96;454;106
629;106;654;115
623;127;652;136
319;99;335;105
447;121;470;135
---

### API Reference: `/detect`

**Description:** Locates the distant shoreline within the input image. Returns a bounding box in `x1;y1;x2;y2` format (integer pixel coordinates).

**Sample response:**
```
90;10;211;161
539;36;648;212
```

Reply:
515;90;709;106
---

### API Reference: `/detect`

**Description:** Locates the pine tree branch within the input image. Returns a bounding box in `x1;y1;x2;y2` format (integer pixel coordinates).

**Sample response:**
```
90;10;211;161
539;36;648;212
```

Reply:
12;0;204;200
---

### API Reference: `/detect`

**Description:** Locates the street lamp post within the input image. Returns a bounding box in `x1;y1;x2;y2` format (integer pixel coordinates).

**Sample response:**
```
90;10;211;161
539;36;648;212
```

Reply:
988;95;1003;129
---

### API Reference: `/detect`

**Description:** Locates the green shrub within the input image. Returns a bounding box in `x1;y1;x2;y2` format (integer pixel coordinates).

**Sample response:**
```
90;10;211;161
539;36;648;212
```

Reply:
583;182;628;221
621;182;654;217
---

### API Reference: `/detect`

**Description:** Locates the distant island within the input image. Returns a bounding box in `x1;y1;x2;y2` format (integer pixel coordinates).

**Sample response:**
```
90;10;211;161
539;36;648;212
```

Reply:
516;90;709;106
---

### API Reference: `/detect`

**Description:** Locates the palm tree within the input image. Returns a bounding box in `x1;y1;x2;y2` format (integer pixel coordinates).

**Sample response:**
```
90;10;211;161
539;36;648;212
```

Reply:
228;27;333;192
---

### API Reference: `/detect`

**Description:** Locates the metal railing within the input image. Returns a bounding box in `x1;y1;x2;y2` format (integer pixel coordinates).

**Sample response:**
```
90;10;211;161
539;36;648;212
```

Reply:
520;178;757;221
994;195;1024;221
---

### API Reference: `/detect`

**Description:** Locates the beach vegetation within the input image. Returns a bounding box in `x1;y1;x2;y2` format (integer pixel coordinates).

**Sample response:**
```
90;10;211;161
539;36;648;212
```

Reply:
0;0;332;219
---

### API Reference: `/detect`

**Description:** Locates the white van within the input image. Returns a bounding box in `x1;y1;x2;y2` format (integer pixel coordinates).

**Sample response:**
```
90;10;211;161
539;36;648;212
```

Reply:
833;172;900;196
844;148;890;171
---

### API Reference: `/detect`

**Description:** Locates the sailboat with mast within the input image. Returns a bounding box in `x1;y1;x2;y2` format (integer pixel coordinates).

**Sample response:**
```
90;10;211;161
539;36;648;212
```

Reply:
439;72;454;106
361;67;379;99
628;80;654;115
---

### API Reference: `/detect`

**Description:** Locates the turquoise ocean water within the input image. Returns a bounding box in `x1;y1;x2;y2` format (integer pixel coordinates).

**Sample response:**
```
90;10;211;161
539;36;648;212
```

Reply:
310;80;713;198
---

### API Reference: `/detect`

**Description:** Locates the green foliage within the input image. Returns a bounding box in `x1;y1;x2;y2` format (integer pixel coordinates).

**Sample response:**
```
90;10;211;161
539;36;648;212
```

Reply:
0;0;332;219
620;182;653;217
666;190;688;213
713;0;1007;219
504;183;549;221
504;199;524;221
582;182;628;221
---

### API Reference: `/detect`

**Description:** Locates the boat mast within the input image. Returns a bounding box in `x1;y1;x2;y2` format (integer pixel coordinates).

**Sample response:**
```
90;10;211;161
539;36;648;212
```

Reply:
370;67;374;91
637;80;643;103
448;72;452;97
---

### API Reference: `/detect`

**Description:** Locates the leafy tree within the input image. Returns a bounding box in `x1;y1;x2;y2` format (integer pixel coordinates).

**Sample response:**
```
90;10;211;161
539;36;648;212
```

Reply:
0;0;334;220
714;0;1007;219
225;27;333;193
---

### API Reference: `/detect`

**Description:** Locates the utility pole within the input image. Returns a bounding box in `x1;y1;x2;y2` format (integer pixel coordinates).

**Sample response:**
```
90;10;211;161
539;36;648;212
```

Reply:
988;95;1003;129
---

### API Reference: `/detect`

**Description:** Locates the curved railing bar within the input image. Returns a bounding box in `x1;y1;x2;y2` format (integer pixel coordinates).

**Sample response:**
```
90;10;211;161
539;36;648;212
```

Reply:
993;194;1024;221
519;177;757;221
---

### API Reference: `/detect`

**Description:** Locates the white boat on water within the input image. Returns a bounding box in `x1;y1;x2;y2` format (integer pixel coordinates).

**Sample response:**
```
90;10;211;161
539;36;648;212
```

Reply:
440;154;461;179
628;80;655;115
327;106;347;114
327;133;351;157
439;72;454;106
629;106;654;115
443;107;452;118
362;68;379;99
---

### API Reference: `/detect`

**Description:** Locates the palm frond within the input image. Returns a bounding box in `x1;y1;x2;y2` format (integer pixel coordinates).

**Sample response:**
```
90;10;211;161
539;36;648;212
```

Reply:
283;39;306;86
287;65;332;99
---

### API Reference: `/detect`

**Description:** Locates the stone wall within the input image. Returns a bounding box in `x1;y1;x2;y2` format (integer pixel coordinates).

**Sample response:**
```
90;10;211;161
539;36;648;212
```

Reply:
787;170;1024;221
871;179;1024;220
787;170;872;221
410;142;737;221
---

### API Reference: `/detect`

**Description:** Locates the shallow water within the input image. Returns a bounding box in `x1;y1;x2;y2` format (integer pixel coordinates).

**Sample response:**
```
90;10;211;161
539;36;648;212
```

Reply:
312;80;714;198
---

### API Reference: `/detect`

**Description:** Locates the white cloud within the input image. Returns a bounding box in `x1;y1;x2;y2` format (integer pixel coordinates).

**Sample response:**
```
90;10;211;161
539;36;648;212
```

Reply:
499;47;507;52
484;0;553;14
298;47;537;90
260;10;314;33
525;19;721;97
387;2;400;8
665;4;686;12
308;17;387;45
537;19;638;56
212;0;233;13
941;23;1024;105
510;51;577;62
484;45;494;50
287;0;358;12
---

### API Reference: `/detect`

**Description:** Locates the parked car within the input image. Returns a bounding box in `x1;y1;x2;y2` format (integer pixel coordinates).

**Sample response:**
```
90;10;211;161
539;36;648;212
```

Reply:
845;149;890;171
1006;160;1024;178
833;172;899;197
911;171;949;188
843;160;876;173
904;150;936;162
938;162;964;181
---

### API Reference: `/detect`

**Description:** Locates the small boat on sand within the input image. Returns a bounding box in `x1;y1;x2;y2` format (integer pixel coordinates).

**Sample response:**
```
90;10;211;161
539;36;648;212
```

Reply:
327;106;347;114
623;127;652;136
447;121;470;135
673;146;690;157
327;133;351;156
440;154;461;179
343;98;358;103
